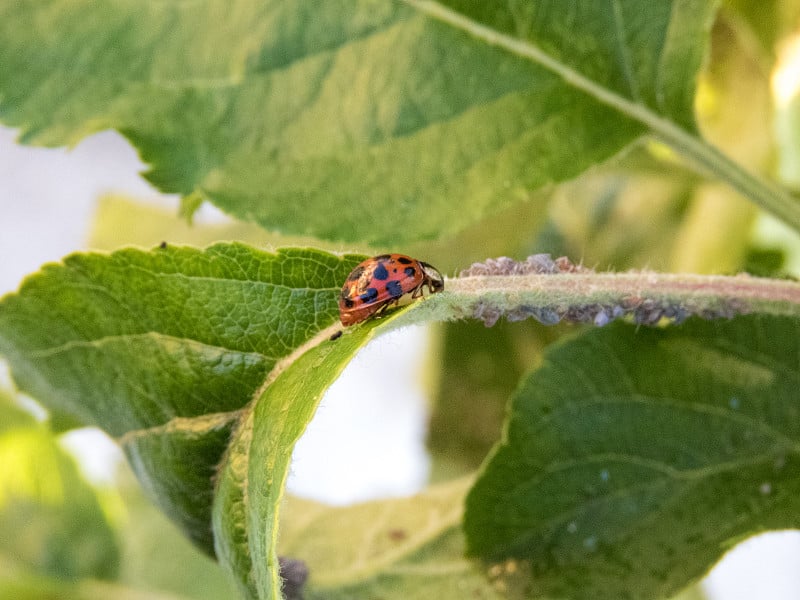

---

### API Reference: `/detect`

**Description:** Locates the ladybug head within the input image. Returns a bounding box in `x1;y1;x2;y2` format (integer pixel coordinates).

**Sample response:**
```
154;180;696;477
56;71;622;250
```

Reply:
420;262;445;293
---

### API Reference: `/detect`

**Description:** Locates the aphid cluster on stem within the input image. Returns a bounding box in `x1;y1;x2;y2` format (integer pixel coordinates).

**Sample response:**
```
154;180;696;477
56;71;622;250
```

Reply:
338;254;444;326
462;254;749;327
459;254;588;277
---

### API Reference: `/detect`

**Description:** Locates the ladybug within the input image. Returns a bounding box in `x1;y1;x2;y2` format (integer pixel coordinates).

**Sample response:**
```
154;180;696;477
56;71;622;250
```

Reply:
339;254;445;326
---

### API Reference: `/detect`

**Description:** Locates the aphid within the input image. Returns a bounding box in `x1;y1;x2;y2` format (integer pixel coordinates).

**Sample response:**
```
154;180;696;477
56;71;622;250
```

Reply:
338;254;444;326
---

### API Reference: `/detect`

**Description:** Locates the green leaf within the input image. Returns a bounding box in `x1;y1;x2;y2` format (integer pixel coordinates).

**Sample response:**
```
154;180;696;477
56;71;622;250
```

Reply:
278;478;527;599
212;315;397;599
178;192;206;225
123;414;238;552
0;385;37;431
465;315;800;600
0;394;120;582
114;466;238;600
0;244;365;556
0;570;194;600
0;1;719;244
427;319;560;480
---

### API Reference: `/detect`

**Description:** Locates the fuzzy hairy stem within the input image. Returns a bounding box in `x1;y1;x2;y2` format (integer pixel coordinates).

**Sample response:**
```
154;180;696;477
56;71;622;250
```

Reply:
447;271;800;327
392;256;800;328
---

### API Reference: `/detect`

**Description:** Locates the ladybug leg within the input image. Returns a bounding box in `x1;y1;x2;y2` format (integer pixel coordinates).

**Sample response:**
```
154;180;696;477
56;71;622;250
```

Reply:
375;300;397;318
411;284;425;299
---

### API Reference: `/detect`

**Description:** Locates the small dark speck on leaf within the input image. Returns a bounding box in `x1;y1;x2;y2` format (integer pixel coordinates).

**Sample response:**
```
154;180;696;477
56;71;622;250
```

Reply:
330;330;343;341
388;528;407;541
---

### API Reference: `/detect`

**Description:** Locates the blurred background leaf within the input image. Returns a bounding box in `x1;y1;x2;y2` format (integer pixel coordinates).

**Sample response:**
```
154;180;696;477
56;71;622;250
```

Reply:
278;477;530;599
114;466;237;599
0;389;119;583
88;195;373;256
0;384;236;598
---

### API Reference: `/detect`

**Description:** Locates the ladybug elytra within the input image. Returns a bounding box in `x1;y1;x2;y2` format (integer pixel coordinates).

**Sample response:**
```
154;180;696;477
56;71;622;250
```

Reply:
338;254;444;326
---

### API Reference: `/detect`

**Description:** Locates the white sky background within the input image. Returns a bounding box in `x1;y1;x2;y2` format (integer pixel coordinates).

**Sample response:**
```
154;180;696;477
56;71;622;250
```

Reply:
1;124;799;598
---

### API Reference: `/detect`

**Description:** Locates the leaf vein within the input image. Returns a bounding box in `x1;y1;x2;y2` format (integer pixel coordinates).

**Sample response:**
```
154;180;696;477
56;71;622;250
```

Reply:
520;395;799;451
126;264;342;293
117;410;241;445
610;0;641;102
25;331;277;362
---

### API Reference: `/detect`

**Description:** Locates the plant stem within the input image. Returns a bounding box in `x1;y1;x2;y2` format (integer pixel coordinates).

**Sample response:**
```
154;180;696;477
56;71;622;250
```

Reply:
401;0;800;232
395;271;800;328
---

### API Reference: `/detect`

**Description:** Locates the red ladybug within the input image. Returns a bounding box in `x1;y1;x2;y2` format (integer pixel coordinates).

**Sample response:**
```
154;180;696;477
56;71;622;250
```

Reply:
339;254;445;326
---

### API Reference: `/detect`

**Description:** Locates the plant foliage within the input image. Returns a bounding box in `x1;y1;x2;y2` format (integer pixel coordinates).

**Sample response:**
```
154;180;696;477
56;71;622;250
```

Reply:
2;1;800;599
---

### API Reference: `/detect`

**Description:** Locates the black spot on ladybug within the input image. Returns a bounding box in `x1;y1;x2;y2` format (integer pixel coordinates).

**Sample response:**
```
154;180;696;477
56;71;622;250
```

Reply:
386;280;403;299
404;266;416;277
373;263;389;280
329;330;343;341
347;266;365;282
360;287;379;302
397;256;413;264
341;293;355;308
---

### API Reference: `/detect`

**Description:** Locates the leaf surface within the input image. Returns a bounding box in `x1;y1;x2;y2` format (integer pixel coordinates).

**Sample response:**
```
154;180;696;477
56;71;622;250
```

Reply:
0;243;464;597
212;317;388;598
0;245;365;554
0;1;717;243
0;391;119;582
278;478;528;599
465;315;800;599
